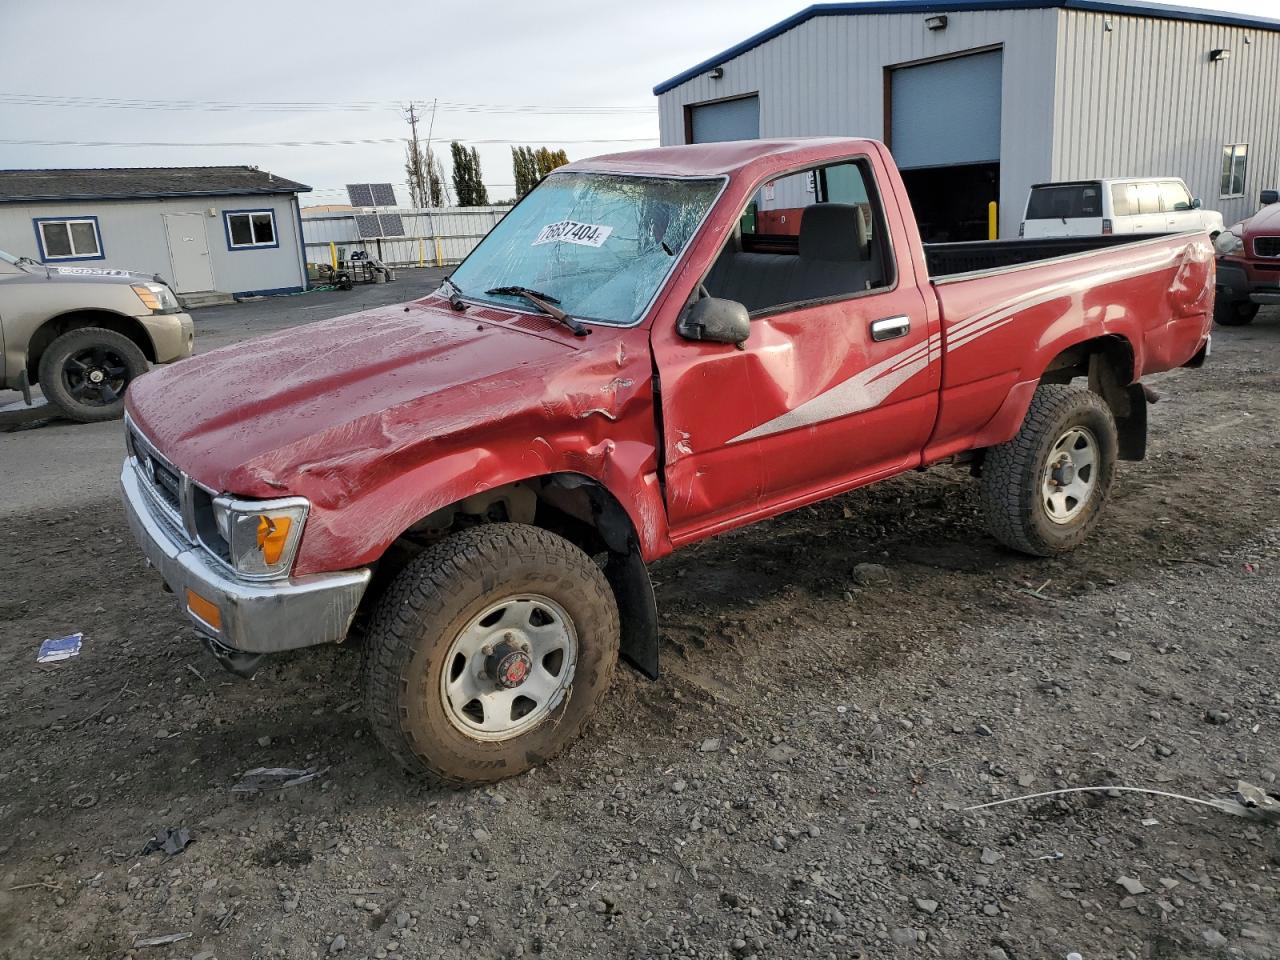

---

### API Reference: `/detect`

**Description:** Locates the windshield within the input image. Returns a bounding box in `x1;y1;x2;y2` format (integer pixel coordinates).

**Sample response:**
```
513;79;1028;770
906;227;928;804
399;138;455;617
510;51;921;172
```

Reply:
449;172;725;326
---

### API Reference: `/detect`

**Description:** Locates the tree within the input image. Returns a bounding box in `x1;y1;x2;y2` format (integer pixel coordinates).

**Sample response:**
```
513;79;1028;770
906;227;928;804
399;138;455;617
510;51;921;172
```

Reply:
427;147;446;207
534;147;569;179
450;142;489;207
512;146;569;198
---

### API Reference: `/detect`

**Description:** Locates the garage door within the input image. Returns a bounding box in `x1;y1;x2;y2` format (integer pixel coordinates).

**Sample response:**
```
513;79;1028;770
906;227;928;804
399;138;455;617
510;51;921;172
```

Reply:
890;50;1002;169
689;95;760;143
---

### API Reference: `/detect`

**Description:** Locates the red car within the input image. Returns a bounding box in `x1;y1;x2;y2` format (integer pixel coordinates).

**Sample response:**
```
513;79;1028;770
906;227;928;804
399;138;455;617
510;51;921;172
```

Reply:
1214;188;1280;326
121;138;1213;784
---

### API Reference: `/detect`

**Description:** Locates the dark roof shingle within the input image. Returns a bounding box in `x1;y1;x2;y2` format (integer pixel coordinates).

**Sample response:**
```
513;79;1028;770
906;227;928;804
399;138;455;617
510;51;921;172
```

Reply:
0;166;311;203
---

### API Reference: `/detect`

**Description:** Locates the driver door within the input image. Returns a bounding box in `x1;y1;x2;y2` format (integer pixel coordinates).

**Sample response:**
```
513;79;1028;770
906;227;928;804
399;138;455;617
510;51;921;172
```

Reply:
652;153;939;546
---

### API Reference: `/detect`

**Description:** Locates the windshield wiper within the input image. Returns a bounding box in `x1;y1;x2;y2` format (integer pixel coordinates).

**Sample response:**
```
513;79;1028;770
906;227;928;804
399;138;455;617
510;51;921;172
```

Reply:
485;285;589;337
441;276;467;311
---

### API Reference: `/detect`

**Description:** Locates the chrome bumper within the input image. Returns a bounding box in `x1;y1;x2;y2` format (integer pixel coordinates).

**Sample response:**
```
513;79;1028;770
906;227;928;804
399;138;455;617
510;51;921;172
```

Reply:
120;461;371;654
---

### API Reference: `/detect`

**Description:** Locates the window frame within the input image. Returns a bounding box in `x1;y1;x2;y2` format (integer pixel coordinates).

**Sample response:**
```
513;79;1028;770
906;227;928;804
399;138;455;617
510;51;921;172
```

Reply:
697;153;899;322
32;215;104;262
223;208;280;251
1221;144;1249;199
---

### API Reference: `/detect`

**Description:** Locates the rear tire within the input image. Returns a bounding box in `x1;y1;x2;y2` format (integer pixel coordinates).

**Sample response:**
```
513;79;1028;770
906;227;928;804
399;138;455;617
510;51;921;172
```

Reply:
1214;295;1258;327
980;385;1117;557
37;327;149;423
362;523;619;785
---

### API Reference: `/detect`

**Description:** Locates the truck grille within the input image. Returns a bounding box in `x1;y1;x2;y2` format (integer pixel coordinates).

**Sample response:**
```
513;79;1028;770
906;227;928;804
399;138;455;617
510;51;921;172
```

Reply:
1254;237;1280;258
126;418;194;542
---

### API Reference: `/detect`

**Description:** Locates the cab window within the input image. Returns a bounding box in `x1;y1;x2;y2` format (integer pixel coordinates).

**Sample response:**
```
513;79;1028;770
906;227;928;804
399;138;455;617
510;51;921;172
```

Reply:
703;159;892;316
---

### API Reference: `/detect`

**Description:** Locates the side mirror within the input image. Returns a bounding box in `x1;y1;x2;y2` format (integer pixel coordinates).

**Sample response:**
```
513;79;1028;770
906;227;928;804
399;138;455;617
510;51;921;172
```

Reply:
1261;189;1280;206
678;296;750;347
1191;197;1202;209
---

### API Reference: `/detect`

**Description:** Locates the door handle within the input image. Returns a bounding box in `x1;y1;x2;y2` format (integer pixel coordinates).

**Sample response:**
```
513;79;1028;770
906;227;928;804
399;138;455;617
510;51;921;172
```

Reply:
870;315;910;342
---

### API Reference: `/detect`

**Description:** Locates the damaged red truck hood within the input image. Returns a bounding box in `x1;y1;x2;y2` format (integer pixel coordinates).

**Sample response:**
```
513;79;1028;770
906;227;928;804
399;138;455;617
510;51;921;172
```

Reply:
125;296;636;503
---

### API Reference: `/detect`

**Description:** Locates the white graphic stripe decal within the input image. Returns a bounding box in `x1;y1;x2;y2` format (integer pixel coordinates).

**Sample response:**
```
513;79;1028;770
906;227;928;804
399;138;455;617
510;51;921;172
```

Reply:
944;250;1180;353
724;239;1189;445
728;332;939;444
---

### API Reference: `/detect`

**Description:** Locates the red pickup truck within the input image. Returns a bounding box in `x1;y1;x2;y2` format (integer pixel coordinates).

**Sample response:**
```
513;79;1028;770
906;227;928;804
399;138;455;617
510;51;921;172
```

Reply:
121;138;1213;785
1213;187;1280;325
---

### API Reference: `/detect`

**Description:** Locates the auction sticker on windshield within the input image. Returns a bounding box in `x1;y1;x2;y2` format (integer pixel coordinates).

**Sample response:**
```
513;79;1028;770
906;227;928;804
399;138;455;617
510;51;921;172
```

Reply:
533;220;613;248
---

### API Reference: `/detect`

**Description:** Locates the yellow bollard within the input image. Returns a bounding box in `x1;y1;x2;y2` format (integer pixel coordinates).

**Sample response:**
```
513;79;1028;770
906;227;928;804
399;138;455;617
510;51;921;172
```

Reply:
329;241;337;270
988;201;998;241
434;237;443;267
419;238;425;267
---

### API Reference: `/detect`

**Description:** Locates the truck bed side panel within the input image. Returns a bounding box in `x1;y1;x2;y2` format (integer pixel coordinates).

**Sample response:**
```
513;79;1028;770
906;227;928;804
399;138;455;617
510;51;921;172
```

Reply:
924;233;1214;461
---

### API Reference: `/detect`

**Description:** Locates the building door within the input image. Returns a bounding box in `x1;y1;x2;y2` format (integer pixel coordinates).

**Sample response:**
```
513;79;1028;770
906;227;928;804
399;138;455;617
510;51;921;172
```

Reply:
688;95;760;143
889;49;1002;242
163;213;215;292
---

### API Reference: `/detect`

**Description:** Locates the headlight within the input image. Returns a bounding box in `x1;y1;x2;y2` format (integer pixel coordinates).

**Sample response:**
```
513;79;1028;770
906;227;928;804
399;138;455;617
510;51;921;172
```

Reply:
131;282;181;314
1214;229;1244;257
209;496;308;578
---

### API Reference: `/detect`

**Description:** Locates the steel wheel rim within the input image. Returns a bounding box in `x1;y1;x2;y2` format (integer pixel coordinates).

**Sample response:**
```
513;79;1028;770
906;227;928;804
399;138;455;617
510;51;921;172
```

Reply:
439;594;578;742
62;346;129;406
1041;425;1098;524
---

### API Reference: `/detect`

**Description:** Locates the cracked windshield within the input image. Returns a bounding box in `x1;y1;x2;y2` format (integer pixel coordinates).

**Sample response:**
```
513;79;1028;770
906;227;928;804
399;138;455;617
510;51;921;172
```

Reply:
449;172;724;325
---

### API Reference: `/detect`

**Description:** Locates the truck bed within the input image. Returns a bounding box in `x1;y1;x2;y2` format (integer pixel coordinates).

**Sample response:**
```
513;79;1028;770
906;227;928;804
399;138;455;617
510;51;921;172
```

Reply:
921;230;1215;463
924;234;1169;279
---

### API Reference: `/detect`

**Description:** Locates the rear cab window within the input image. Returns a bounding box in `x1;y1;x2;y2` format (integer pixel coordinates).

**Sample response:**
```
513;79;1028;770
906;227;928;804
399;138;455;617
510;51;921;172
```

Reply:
1025;182;1103;220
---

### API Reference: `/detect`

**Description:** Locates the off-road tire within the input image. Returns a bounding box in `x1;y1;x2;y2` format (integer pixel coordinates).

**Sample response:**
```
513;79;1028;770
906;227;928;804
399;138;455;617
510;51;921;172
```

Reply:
1214;296;1258;327
980;385;1118;557
362;523;619;785
38;327;148;423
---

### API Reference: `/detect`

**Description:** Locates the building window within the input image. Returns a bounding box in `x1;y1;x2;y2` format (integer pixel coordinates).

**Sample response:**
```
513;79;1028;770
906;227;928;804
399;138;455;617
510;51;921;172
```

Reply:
224;209;278;250
1221;144;1248;198
34;216;103;261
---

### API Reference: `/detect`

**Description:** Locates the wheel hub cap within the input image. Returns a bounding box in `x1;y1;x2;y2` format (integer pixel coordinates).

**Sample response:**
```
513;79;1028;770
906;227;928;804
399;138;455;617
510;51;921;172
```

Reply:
88;369;104;384
487;640;533;689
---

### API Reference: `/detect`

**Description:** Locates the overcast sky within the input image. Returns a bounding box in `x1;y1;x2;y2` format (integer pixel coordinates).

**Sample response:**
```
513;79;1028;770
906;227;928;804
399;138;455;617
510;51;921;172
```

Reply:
1;0;1275;206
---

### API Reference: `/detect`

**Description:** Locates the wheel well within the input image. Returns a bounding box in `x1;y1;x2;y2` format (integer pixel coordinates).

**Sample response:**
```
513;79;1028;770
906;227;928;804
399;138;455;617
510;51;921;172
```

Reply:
349;473;660;676
1038;334;1133;388
27;310;156;383
1040;334;1146;461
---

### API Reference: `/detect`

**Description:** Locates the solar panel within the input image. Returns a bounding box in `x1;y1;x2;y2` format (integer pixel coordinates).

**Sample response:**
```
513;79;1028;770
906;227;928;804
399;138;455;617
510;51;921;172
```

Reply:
353;213;405;238
377;213;405;237
370;183;397;207
354;213;382;239
346;183;375;207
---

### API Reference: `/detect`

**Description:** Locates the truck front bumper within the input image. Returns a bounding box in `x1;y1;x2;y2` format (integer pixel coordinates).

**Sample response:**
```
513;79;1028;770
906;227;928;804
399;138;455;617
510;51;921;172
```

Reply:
1217;260;1280;304
121;461;371;655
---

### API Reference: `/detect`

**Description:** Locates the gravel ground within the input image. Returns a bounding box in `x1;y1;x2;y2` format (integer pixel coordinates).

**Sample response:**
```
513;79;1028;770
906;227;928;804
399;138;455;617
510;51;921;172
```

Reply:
0;302;1277;960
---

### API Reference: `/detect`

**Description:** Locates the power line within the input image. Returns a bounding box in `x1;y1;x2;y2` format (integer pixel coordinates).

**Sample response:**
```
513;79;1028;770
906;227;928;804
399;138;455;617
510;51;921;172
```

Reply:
0;136;659;148
0;93;656;115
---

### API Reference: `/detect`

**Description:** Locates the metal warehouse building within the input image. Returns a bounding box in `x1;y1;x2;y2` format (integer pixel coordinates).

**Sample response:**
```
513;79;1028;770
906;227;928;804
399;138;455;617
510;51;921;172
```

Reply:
655;0;1280;240
0;166;311;304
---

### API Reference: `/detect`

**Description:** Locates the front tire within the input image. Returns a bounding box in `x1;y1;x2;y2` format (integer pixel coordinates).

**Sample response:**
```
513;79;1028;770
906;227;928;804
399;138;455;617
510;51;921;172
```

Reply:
362;523;619;785
1214;295;1258;327
37;327;148;423
980;385;1118;557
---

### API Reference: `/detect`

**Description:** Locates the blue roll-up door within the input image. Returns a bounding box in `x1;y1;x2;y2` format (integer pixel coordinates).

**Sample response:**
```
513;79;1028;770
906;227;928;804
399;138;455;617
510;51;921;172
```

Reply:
890;50;1002;169
689;95;760;143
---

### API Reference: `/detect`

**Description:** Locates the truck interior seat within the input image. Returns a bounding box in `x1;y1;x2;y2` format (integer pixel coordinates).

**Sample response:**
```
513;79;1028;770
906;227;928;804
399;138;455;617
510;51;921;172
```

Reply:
703;203;882;314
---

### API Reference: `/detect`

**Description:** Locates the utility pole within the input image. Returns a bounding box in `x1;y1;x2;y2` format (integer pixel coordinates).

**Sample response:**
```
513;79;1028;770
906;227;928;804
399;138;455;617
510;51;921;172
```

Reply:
423;97;450;207
403;102;427;208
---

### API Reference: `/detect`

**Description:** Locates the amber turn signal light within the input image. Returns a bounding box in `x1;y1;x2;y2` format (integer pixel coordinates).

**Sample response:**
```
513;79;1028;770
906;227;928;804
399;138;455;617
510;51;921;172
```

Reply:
256;515;292;566
186;589;222;630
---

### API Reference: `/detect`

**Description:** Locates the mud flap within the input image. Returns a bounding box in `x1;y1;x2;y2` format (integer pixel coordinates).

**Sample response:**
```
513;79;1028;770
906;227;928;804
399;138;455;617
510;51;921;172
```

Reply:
604;547;659;679
1116;382;1149;461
